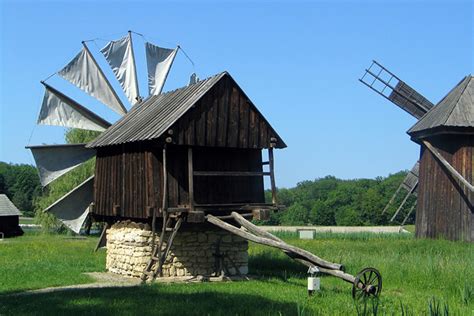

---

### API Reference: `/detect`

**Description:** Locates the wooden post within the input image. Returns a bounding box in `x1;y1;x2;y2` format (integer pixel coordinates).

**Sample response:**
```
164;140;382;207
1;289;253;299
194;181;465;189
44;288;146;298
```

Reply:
162;145;168;213
155;145;169;277
188;147;194;212
94;222;109;252
268;147;277;205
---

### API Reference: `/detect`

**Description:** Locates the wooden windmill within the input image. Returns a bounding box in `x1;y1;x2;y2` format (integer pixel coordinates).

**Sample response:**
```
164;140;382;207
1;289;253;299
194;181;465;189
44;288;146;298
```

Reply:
407;75;473;241
359;61;435;224
27;31;181;233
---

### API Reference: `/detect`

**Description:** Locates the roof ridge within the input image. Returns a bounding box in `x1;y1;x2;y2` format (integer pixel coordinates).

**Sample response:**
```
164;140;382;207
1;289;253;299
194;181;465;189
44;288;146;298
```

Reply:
159;71;228;97
443;76;471;125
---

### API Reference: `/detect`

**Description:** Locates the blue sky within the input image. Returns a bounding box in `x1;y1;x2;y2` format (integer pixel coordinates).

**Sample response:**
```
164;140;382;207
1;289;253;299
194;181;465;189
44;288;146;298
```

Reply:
0;0;472;188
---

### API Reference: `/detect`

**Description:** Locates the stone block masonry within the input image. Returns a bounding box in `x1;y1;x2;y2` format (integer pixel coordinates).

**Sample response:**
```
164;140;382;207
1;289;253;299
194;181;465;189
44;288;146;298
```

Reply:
106;220;248;278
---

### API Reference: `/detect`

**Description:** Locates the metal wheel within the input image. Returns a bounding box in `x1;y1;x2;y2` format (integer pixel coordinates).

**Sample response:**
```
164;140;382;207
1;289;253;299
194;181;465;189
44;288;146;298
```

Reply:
352;268;382;299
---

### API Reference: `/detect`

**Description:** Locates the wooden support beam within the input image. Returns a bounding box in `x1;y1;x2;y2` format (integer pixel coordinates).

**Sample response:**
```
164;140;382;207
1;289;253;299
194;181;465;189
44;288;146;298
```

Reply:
94;222;109;252
268;147;277;205
213;213;253;220
207;213;344;271
162;146;168;213
188;148;194;212
423;140;474;193
230;212;355;283
193;171;271;177
252;209;271;221
187;211;205;223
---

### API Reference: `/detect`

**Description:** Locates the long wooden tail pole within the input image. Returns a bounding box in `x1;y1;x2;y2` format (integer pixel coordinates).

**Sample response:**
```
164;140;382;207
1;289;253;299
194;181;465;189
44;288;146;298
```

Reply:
229;212;355;283
423;140;474;193
206;214;344;271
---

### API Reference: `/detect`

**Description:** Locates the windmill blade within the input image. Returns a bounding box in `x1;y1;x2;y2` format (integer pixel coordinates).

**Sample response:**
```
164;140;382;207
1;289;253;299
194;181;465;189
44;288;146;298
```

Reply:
43;176;94;234
400;161;419;194
26;143;96;187
38;82;111;132
381;161;419;215
359;60;434;119
100;32;140;106
58;43;128;116
145;42;178;95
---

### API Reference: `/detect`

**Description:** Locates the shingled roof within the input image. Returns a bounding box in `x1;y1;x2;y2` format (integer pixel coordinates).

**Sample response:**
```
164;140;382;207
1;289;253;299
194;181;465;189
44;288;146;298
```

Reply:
87;71;286;148
0;194;22;216
408;75;473;138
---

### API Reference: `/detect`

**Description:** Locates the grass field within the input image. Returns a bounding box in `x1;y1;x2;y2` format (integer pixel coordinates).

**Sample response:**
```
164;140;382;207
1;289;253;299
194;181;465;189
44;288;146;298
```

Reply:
0;232;472;315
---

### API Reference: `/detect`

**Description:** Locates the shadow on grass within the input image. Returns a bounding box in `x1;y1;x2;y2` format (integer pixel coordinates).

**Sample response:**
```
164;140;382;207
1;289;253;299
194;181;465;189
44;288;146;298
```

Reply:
249;250;308;279
0;286;297;316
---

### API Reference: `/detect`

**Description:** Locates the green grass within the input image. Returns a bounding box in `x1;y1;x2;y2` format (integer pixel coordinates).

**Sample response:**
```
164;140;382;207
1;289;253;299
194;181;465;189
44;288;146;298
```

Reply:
0;232;472;315
0;233;105;294
402;225;415;233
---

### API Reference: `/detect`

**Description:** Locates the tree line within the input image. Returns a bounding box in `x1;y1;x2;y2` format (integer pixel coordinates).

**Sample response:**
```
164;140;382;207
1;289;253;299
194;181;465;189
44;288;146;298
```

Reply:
262;172;416;226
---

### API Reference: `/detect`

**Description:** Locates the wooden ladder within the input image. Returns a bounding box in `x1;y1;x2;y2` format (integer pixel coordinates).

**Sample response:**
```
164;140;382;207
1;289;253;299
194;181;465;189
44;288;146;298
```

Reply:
141;211;183;282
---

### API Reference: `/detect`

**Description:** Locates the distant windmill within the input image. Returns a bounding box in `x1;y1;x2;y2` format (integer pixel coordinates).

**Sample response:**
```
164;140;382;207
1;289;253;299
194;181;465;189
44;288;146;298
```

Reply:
27;31;187;233
359;61;435;224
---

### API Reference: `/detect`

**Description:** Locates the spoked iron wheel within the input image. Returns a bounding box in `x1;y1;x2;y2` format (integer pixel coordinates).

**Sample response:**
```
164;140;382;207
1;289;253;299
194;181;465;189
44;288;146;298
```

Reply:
352;267;382;299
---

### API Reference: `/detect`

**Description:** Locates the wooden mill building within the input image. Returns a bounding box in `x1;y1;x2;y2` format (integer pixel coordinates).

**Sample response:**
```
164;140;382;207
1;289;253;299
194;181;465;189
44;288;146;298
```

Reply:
87;71;286;224
408;75;473;242
0;194;23;237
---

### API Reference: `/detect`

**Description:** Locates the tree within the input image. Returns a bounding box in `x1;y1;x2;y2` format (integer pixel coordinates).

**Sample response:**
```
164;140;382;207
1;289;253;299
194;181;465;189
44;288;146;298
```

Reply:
281;202;309;225
310;200;336;225
0;174;5;194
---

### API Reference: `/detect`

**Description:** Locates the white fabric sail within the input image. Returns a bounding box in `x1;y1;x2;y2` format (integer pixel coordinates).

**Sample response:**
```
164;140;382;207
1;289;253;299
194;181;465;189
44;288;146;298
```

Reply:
145;42;178;95
43;176;94;234
58;44;127;116
27;143;96;187
101;33;140;105
38;83;111;132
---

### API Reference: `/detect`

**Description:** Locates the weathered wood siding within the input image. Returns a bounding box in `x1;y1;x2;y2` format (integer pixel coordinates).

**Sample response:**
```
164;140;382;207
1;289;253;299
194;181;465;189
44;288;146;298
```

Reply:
170;75;283;149
93;144;264;219
415;134;473;242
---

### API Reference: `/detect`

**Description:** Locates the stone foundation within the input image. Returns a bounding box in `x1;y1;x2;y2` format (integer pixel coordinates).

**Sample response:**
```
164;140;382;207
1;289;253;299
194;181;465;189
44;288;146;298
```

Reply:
106;220;248;278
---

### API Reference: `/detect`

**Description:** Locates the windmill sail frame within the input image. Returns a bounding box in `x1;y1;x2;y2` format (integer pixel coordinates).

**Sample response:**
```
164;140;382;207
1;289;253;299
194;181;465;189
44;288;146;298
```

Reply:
100;32;140;105
38;82;111;132
58;42;128;116
359;60;434;119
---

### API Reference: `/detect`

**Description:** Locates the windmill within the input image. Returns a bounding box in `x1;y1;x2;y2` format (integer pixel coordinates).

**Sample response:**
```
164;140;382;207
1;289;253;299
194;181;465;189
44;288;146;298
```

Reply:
359;60;435;224
27;31;188;233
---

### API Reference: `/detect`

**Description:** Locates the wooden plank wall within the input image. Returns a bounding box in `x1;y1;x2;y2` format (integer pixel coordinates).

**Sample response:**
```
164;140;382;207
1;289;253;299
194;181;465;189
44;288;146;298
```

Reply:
172;75;282;149
415;134;473;242
94;145;265;219
193;147;265;205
